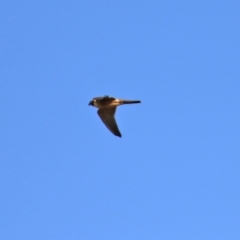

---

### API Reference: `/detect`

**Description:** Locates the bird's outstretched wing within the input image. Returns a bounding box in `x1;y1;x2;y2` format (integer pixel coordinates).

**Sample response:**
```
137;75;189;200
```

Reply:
97;107;122;137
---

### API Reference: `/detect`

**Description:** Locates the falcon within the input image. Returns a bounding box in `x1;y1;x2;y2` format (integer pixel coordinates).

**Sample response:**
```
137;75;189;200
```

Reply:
88;95;141;137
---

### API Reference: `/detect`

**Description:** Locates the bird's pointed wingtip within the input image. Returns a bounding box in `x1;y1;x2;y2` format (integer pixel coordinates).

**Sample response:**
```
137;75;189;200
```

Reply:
116;133;122;138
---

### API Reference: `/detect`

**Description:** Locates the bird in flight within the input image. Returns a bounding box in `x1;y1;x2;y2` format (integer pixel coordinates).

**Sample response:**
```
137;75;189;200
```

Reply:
88;95;141;137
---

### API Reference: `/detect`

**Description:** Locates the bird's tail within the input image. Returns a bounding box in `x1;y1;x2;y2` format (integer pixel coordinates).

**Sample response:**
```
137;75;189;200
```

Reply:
121;100;141;104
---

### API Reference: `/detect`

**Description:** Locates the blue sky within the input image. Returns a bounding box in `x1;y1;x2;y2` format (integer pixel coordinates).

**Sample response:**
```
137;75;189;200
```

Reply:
1;1;240;239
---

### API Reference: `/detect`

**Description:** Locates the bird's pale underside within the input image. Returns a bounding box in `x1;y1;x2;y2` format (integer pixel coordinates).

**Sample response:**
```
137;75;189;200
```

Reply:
88;95;141;137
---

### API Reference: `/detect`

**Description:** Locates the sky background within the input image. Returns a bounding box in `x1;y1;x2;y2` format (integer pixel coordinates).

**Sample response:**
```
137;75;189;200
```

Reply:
1;1;240;239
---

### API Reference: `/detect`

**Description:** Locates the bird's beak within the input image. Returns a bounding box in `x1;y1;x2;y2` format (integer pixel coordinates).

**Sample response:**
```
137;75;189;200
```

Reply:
88;101;93;106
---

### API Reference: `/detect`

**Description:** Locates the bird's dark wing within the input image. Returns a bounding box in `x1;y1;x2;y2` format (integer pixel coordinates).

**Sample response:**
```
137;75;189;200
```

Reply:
94;96;115;101
97;107;122;137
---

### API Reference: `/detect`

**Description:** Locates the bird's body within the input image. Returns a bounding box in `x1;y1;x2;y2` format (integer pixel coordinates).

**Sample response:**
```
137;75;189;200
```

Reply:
88;95;141;137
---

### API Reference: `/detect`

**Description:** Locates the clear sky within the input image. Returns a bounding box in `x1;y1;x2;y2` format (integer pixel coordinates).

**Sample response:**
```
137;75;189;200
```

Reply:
1;1;240;239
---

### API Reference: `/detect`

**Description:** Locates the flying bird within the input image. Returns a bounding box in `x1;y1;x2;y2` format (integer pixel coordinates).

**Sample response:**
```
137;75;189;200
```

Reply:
88;95;141;137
